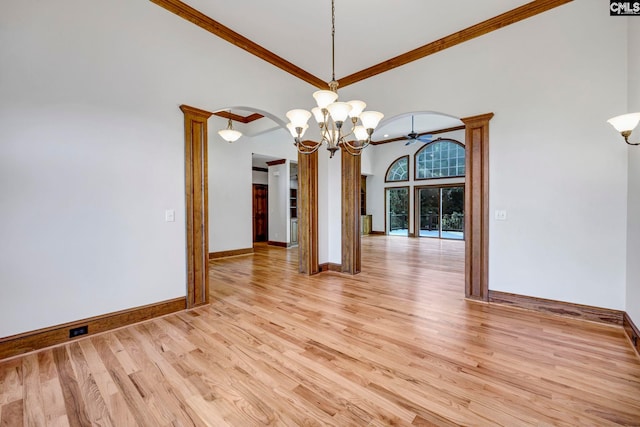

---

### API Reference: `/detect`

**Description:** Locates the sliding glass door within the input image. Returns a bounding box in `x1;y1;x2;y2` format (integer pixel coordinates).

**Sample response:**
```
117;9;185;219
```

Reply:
416;186;464;240
386;187;409;236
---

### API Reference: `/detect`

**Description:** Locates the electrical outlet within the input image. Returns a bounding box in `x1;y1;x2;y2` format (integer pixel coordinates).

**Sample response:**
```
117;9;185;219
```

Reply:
69;325;88;338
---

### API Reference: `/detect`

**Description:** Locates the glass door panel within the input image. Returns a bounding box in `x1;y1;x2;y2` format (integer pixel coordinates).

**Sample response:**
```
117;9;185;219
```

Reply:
441;186;464;240
386;187;409;236
417;188;440;238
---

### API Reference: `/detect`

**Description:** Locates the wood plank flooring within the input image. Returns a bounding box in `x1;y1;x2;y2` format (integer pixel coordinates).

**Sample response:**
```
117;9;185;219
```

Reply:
1;236;639;426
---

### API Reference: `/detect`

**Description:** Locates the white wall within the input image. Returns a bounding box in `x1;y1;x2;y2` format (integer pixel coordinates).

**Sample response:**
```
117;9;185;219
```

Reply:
317;147;343;264
626;19;640;323
338;0;629;309
0;0;308;337
252;170;268;185
367;129;465;233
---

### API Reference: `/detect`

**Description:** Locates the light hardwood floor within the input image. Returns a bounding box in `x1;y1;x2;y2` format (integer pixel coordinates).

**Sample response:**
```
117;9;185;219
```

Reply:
1;236;639;426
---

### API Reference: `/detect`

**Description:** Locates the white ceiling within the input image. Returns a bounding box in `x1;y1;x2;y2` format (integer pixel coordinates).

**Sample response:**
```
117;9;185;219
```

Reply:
181;0;532;79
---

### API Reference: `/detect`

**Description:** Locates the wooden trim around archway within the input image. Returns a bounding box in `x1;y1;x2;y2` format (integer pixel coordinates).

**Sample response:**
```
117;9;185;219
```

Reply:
461;113;493;301
180;104;212;308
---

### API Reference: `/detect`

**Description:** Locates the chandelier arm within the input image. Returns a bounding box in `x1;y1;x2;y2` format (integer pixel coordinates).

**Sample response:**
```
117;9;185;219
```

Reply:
296;144;321;154
297;139;320;150
339;125;355;141
339;141;364;156
341;138;370;152
296;139;322;155
317;126;330;148
340;139;371;156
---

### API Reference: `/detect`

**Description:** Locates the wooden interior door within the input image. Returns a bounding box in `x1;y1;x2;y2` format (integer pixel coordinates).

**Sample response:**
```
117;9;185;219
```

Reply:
253;184;268;242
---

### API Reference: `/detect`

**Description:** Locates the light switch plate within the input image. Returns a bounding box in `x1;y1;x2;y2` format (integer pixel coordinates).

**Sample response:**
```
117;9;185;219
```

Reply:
495;210;507;221
165;209;175;222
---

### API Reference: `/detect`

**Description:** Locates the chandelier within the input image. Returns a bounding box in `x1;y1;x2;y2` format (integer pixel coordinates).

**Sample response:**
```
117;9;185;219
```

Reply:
285;0;383;158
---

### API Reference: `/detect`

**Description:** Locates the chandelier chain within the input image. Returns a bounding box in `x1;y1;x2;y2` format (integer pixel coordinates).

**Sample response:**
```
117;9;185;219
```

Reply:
331;0;335;83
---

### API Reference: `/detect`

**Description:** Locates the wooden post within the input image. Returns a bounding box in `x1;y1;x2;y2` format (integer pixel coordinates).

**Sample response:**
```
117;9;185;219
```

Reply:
297;145;319;274
341;149;361;274
461;113;493;301
180;105;212;308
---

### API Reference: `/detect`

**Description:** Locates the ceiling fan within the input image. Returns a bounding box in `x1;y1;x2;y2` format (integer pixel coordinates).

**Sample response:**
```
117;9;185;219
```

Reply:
404;115;434;146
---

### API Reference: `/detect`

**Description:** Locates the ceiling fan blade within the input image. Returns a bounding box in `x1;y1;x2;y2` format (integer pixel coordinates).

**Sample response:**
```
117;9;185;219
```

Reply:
417;134;433;142
405;139;416;146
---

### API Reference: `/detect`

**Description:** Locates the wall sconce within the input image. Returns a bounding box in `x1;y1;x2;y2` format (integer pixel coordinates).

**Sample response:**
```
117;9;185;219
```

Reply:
607;112;640;145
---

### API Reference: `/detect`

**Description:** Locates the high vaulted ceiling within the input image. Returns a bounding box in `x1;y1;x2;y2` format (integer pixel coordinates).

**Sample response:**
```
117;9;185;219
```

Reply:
156;0;570;89
153;0;571;140
181;0;536;80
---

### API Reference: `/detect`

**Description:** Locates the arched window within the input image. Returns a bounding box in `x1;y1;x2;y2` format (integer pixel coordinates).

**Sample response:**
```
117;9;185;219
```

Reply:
415;139;465;180
385;155;409;182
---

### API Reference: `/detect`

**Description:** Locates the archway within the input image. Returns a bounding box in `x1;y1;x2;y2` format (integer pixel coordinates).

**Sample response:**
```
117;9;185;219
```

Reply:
180;105;491;305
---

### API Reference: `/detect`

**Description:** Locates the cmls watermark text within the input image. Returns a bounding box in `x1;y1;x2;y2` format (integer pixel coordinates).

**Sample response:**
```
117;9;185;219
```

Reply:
610;1;640;15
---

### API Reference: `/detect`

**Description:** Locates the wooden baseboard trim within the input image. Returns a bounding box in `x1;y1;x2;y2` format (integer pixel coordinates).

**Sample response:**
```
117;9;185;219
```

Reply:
319;263;342;272
488;290;624;325
623;312;640;357
0;297;186;360
369;231;385;235
209;247;253;259
268;241;288;248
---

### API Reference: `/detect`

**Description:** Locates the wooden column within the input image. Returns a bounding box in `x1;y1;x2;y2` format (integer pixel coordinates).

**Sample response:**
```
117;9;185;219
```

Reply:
341;149;361;274
297;145;319;274
461;113;493;301
180;105;212;308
